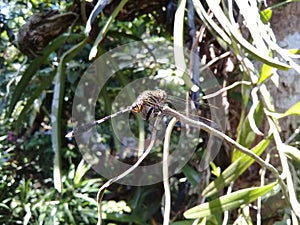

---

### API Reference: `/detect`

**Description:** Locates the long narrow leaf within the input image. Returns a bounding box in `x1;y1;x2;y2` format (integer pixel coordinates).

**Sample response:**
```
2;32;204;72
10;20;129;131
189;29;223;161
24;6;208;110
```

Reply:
85;0;112;34
192;0;231;45
74;159;91;186
52;37;89;192
266;101;300;119
174;0;195;90
7;34;84;118
205;1;290;70
202;137;271;197
173;0;187;72
89;0;129;60
184;182;277;219
233;103;265;162
15;69;56;132
282;102;300;117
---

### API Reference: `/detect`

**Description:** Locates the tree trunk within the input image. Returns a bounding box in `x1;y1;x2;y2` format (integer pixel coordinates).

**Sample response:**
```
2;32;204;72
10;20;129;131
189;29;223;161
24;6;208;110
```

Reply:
269;1;300;138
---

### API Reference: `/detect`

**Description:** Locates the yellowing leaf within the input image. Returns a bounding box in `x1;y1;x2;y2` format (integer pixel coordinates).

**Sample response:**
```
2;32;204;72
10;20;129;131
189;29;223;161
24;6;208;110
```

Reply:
283;102;300;117
266;102;300;119
288;49;300;55
202;137;270;197
260;9;272;24
259;63;275;83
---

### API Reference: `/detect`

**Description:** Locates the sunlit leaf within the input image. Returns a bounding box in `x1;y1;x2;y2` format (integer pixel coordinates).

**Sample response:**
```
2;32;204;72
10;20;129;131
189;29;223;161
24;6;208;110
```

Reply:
267;102;300;119
52;38;89;192
81;178;102;193
260;8;272;24
74;193;97;205
74;159;91;186
247;87;264;135
64;202;76;224
184;182;277;219
258;63;275;83
85;0;112;34
205;1;290;70
192;0;231;46
89;0;130;60
233;101;264;160
210;161;221;177
281;144;300;164
283;102;300;117
202;137;271;197
288;49;300;55
173;0;195;90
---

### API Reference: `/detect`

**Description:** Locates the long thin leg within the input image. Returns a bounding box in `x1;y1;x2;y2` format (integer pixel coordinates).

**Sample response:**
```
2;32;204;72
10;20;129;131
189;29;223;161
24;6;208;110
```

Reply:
94;106;132;125
65;106;132;138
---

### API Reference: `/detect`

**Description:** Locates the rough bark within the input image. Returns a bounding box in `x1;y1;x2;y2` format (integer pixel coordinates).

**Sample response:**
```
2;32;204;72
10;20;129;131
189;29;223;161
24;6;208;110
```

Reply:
16;0;170;57
268;2;300;138
17;10;77;57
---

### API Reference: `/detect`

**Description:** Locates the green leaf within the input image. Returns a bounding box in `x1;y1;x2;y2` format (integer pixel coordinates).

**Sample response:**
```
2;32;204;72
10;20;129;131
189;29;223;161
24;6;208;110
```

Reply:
182;164;202;187
170;220;194;225
68;164;76;180
173;0;195;90
202;137;271;197
184;182;277;219
0;203;10;210
81;178;102;193
89;0;130;60
15;69;56;132
260;9;272;24
258;63;275;83
268;101;300;119
205;1;290;70
64;202;76;224
74;159;91;186
103;212;134;223
52;37;89;192
282;102;300;117
210;161;221;177
288;49;300;55
281;144;300;164
234;101;264;160
192;0;231;45
7;34;83;118
73;193;97;205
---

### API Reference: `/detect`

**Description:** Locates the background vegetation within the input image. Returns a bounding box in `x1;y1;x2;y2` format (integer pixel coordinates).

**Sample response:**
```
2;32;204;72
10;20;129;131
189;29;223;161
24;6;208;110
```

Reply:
1;0;300;224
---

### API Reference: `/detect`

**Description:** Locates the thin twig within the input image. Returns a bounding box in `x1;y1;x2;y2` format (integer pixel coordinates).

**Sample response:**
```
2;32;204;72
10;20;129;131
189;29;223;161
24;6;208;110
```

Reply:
162;117;177;225
96;115;163;225
162;105;289;201
202;80;252;99
285;126;300;145
199;51;231;73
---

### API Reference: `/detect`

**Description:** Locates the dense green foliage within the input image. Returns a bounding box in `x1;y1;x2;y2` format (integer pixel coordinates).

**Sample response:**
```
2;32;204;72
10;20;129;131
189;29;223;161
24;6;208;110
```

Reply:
1;0;300;224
